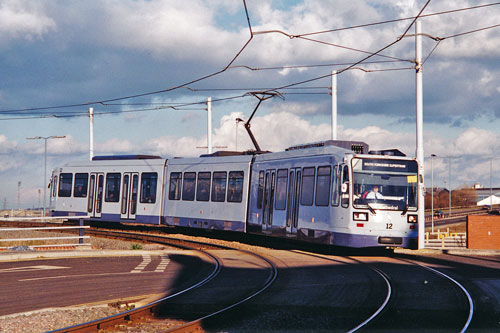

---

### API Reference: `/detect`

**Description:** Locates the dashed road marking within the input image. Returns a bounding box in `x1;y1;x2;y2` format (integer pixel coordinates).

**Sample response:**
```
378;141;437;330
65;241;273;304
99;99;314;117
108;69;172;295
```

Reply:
131;255;151;273
154;255;170;273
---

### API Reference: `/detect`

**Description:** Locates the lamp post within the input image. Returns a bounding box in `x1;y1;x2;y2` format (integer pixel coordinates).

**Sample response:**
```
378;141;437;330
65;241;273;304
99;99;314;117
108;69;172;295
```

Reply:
27;136;66;218
448;157;452;217
430;154;436;233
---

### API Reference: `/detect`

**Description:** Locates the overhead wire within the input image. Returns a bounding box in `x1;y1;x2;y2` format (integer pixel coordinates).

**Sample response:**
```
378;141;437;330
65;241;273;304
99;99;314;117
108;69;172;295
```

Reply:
1;0;498;117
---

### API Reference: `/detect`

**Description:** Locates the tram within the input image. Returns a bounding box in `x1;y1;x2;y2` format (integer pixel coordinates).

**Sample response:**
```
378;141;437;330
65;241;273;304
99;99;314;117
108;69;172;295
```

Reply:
49;140;419;248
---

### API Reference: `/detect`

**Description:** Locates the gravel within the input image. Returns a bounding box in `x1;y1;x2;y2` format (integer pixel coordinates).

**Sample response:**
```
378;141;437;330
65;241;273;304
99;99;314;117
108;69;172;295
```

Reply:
0;228;267;332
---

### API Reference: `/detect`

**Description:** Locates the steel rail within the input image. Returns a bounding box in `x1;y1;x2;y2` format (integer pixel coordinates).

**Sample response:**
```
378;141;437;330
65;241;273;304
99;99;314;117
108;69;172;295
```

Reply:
409;261;474;333
166;246;278;332
50;231;223;333
290;250;392;332
51;229;278;332
347;263;391;333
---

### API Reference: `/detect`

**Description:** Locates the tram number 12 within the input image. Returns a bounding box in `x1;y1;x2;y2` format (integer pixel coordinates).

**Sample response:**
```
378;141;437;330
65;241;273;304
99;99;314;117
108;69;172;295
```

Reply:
386;223;393;230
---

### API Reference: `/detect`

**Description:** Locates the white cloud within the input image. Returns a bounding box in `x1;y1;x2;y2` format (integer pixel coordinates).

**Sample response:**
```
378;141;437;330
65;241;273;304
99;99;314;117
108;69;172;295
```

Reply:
0;1;55;43
96;138;138;155
0;134;17;153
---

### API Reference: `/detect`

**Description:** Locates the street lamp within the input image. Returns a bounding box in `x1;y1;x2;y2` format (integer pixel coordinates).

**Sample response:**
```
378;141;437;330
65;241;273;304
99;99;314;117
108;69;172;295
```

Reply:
26;136;66;218
448;157;452;217
430;154;436;233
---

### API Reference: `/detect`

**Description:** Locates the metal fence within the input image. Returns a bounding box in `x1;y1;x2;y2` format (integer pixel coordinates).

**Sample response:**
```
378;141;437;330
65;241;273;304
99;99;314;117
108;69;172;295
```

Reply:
0;216;90;250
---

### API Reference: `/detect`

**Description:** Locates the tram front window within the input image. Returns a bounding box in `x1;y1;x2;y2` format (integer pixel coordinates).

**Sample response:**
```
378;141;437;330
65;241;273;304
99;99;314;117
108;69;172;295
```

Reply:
351;158;418;211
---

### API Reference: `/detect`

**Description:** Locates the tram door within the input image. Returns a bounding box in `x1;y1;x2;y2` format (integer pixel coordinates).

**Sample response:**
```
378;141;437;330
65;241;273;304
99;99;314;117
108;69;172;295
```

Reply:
120;172;139;220
286;168;301;235
262;170;275;232
87;173;104;218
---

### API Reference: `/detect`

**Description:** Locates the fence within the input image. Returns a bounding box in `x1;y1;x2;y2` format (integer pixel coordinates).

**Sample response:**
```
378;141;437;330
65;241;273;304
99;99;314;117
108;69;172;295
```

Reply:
0;216;90;250
425;228;466;249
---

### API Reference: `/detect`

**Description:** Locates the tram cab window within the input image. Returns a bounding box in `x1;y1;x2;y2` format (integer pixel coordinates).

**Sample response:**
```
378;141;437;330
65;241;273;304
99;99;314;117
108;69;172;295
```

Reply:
212;172;227;202
52;176;58;198
105;173;121;202
140;172;157;203
301;167;315;206
196;172;211;202
182;172;196;201
341;165;349;208
275;169;288;210
257;171;265;209
58;173;73;197
169;172;182;200
228;171;244;203
332;166;340;206
73;173;88;198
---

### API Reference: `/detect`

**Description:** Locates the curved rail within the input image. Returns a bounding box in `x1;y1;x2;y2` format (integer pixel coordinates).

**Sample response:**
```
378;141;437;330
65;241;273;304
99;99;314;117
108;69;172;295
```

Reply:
347;263;391;333
291;250;392;332
51;231;223;332
52;229;278;332
410;261;474;333
167;247;278;332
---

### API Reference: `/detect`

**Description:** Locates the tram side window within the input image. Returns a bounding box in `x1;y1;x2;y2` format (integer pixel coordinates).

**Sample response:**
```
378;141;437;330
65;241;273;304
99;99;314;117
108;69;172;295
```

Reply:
196;172;211;201
301;167;315;206
228;171;244;203
316;166;331;206
105;173;121;202
58;173;73;197
331;165;340;206
182;172;196;201
257;171;264;209
169;172;182;200
140;172;157;203
212;171;227;202
73;173;88;198
275;169;288;210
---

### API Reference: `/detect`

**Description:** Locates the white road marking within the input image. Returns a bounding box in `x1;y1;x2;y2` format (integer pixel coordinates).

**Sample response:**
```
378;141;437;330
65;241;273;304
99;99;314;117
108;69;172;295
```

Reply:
0;265;70;273
154;255;170;273
130;254;151;273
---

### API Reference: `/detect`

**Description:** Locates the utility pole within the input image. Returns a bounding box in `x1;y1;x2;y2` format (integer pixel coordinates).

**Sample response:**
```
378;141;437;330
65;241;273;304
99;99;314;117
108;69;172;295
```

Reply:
331;70;337;140
431;154;436;234
27;136;66;218
17;181;21;209
415;21;426;249
207;97;212;154
448;157;452;217
89;107;94;160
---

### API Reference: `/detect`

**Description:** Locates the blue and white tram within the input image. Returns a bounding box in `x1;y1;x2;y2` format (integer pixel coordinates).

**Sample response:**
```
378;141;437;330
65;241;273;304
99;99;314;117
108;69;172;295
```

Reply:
49;155;166;224
246;142;419;248
161;153;253;232
49;141;420;248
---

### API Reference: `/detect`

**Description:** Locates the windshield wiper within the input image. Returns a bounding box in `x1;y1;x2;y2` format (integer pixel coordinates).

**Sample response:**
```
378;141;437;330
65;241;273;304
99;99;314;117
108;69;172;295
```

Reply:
401;206;408;216
367;203;376;215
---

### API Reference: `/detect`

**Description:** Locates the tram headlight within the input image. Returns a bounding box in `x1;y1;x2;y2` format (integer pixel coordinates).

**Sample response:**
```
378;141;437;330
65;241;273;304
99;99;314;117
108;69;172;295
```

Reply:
353;212;368;221
407;215;418;223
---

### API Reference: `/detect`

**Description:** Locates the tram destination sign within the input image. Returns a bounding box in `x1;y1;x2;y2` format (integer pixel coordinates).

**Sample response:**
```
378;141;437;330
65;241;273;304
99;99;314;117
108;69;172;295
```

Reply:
361;159;417;173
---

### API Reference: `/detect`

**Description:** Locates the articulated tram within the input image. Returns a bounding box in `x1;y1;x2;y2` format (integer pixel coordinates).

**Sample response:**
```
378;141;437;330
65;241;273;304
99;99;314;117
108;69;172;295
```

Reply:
50;140;419;248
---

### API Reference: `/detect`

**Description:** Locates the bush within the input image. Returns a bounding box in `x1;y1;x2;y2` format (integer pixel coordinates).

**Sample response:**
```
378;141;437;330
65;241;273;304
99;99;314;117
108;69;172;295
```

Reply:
130;243;143;250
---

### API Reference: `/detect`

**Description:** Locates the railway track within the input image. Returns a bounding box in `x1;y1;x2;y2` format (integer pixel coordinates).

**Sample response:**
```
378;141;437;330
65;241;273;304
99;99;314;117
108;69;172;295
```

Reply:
50;229;278;332
2;221;494;331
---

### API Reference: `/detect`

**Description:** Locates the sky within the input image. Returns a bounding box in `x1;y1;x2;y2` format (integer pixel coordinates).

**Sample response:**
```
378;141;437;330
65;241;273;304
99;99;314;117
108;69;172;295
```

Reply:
1;0;500;208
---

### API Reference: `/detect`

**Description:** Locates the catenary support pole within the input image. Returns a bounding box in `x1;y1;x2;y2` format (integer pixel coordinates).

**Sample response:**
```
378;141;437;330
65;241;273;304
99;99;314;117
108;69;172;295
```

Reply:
207;97;212;154
89;107;94;161
416;21;425;249
331;70;337;140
